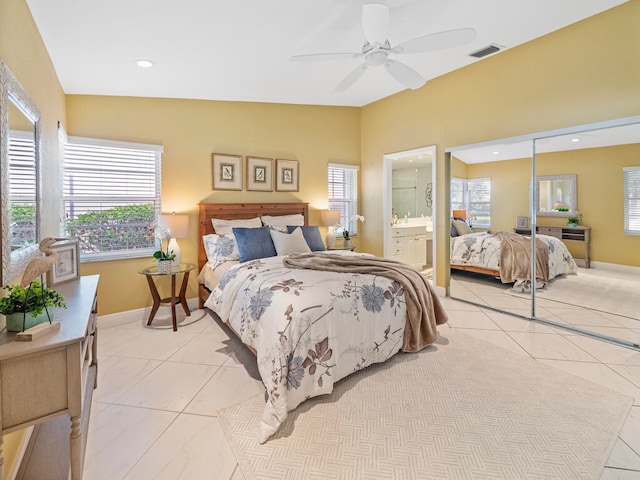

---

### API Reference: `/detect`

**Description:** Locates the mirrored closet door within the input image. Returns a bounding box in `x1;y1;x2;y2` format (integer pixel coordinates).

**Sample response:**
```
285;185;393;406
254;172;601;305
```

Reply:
447;117;640;349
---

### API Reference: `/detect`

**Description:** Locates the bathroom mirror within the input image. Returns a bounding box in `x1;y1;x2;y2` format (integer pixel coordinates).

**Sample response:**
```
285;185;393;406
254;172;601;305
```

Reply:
536;174;576;217
0;59;41;285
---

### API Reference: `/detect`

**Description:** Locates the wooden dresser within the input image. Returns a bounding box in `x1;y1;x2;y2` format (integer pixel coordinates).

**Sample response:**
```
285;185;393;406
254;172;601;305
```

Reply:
0;275;99;480
514;225;591;268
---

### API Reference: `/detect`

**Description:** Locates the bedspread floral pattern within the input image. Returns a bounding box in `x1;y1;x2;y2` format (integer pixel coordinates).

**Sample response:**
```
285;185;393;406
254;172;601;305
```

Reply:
450;231;578;280
205;253;407;442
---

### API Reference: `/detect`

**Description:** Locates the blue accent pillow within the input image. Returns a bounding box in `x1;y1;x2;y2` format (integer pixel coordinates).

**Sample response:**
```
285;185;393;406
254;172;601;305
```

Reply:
287;226;326;251
233;226;277;262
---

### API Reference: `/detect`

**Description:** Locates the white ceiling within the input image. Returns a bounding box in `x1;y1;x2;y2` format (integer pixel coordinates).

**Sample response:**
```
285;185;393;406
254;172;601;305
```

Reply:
452;122;640;164
26;0;628;107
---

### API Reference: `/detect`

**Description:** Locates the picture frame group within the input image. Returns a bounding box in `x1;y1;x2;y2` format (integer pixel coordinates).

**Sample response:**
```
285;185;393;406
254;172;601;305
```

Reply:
212;153;299;192
46;240;80;286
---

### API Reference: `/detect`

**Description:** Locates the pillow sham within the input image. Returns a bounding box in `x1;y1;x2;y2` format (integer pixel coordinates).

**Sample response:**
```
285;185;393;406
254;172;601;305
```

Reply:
261;213;305;227
212;217;262;235
233;226;277;262
286;225;326;252
270;227;312;256
452;218;472;236
202;233;239;267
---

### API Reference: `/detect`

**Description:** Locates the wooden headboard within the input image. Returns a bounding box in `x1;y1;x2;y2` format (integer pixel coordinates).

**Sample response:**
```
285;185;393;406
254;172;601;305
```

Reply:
197;201;309;276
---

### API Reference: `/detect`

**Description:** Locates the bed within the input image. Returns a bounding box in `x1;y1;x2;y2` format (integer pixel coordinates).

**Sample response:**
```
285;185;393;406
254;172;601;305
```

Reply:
197;202;448;442
449;217;578;290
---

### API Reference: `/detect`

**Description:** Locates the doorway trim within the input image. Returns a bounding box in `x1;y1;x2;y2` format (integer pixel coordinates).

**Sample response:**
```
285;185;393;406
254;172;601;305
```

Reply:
383;145;437;281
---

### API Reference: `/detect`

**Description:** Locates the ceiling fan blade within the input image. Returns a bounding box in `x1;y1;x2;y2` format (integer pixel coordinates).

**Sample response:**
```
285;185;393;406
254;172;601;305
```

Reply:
334;63;368;93
291;52;362;62
392;27;477;54
362;3;389;45
384;59;425;90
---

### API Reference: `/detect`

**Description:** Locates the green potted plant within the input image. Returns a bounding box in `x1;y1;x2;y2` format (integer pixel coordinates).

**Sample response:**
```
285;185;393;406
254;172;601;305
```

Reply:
567;216;580;227
0;280;66;332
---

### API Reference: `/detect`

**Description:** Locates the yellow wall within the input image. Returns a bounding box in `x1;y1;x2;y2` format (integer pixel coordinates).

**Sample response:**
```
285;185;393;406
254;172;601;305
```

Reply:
0;0;67;472
66;95;361;314
360;0;640;285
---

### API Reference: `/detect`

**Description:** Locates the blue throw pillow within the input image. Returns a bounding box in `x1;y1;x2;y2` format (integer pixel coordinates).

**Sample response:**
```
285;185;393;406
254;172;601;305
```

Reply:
233;226;277;262
287;226;326;251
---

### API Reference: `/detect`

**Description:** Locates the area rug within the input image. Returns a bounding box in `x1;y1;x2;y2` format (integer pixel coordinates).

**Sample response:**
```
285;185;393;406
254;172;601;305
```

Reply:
217;329;632;480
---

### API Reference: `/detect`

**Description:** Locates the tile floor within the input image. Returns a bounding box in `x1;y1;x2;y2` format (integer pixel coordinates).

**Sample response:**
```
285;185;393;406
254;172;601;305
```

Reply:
85;294;640;479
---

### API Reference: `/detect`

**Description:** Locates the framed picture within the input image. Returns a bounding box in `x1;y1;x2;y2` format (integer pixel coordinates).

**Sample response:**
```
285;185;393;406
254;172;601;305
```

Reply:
275;159;299;192
246;157;273;191
516;216;530;228
212;153;243;190
46;240;80;286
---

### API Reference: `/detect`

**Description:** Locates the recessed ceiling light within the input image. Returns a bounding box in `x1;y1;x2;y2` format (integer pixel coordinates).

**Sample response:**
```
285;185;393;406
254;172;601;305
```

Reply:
135;59;155;68
492;151;500;155
571;138;580;142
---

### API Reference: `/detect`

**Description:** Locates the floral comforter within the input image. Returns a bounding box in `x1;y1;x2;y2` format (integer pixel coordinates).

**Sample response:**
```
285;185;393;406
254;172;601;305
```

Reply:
205;251;416;443
450;231;578;281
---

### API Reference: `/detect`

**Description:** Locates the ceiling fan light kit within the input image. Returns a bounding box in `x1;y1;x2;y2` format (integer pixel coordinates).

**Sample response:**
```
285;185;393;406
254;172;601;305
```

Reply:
291;2;476;93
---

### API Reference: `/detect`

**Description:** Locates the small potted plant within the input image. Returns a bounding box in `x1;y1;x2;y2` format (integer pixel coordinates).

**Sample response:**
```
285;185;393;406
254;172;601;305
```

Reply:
0;280;66;332
342;214;365;249
147;222;176;272
567;216;580;227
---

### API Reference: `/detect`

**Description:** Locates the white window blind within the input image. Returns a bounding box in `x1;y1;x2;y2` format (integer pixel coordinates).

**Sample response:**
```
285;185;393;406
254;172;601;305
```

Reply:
63;136;163;261
8;130;37;249
450;177;491;227
624;166;640;235
468;178;491;228
328;163;359;236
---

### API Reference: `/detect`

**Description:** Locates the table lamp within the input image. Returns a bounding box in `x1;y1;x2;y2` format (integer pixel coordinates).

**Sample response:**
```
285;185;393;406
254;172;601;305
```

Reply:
320;210;340;248
160;213;189;265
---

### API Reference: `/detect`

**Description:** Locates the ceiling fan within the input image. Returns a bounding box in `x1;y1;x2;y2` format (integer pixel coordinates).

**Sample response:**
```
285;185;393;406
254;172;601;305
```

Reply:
291;3;476;93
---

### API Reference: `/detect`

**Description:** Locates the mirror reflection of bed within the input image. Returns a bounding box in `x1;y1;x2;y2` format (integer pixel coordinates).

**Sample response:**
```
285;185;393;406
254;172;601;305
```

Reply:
447;118;640;348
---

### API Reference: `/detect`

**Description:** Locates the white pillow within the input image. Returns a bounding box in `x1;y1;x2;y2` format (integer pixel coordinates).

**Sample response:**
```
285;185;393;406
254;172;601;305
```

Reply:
261;213;304;227
211;217;262;235
270;227;311;255
452;218;472;236
202;233;239;268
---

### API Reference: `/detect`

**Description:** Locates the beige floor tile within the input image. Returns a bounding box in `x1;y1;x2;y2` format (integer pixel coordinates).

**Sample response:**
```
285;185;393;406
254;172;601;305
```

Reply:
452;328;531;357
537;359;640;405
508;331;599;361
168;332;238;366
619;406;640;456
486;310;558;333
230;465;246;480
600;467;640;479
565;335;640;367
606;439;640;470
94;355;162;404
609;364;640;389
123;413;237;480
444;309;501;330
115;361;218;411
184;366;265;417
84;403;177;480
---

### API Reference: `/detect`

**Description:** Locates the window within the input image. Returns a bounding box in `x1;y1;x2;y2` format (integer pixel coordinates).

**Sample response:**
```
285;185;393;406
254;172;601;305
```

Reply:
328;163;359;236
63;136;163;261
624;166;640;235
450;177;491;228
8;130;37;249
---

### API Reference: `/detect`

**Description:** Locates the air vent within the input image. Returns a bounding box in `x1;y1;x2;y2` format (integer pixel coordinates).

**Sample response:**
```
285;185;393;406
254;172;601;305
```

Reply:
468;44;502;58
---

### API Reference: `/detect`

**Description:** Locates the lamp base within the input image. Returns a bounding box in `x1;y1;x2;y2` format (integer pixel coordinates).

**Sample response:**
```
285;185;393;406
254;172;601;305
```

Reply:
326;227;336;248
168;238;182;265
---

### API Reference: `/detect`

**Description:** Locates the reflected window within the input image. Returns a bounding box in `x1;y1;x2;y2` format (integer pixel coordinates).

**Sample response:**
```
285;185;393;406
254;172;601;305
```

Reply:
8;129;37;250
624;166;640;235
450;177;491;228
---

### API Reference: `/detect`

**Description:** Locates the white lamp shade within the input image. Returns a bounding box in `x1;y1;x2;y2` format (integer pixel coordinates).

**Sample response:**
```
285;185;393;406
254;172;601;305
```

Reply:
160;213;189;238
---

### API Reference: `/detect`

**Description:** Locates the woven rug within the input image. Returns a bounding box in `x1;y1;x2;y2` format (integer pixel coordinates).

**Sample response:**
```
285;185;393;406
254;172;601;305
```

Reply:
218;329;632;480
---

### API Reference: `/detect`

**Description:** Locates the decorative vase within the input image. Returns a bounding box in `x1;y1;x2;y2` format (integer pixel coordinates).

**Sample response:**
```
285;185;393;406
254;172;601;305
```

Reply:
343;239;352;249
158;260;172;273
5;308;53;332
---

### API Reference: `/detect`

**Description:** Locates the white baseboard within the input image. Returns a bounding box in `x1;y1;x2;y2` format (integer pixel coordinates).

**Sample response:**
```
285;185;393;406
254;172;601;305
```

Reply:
590;261;640;275
98;297;200;329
